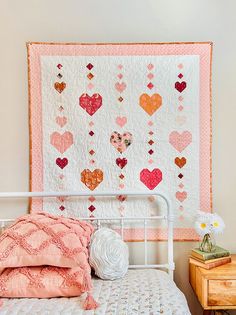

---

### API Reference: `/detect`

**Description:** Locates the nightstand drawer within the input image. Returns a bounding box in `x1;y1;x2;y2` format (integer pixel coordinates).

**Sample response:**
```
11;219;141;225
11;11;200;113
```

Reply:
208;280;236;306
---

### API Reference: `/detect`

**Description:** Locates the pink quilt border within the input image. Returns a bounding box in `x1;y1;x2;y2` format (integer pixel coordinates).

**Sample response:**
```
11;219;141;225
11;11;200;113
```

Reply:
27;42;212;241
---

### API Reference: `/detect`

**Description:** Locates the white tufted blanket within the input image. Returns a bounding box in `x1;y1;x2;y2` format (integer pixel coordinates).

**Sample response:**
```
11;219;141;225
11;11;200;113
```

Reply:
0;269;191;315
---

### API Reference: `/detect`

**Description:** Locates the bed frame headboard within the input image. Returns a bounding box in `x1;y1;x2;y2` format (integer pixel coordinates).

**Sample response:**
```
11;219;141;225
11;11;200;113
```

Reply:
0;191;175;279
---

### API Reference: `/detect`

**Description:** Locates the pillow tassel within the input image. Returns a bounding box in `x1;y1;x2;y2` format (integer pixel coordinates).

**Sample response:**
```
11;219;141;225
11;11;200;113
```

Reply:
83;293;99;310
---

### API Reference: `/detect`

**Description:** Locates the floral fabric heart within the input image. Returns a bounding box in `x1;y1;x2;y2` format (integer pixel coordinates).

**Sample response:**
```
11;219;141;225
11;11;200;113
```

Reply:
110;132;132;153
79;93;102;116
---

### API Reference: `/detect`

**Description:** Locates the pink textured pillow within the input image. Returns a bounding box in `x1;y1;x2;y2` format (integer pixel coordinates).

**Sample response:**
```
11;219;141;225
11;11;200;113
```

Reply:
0;212;94;270
0;265;91;298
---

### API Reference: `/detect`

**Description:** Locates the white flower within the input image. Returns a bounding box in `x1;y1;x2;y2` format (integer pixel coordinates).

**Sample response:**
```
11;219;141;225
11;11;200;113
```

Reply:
210;213;225;234
194;211;225;237
195;215;211;237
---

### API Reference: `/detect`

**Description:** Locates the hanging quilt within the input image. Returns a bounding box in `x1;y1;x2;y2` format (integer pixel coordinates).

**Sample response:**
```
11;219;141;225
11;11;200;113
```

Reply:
28;42;212;240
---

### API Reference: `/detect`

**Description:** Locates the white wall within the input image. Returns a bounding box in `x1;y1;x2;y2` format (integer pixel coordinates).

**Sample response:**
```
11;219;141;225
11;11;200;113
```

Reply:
1;1;236;314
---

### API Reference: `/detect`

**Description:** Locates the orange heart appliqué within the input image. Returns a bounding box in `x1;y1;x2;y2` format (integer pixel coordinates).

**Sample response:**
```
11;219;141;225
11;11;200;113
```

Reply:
139;93;162;116
174;157;187;168
81;169;103;191
54;82;66;93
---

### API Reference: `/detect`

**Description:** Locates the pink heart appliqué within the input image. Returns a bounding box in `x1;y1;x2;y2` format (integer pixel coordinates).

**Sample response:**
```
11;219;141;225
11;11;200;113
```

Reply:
110;131;132;153
116;116;127;128
56;116;67;128
169;131;192;153
79;93;102;116
176;191;187;202
140;168;162;190
50;131;73;154
115;82;126;93
147;63;154;70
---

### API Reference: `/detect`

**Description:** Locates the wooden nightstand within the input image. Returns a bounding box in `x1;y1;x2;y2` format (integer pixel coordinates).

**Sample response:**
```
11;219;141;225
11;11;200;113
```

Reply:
190;254;236;314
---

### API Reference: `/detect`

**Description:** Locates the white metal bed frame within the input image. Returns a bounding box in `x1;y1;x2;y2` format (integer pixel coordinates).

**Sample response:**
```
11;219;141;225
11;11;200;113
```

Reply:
0;191;175;279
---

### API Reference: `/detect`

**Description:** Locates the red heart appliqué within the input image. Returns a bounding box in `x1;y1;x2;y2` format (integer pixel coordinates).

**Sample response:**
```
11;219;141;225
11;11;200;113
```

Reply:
140;168;162;190
79;93;102;116
116;158;127;169
56;158;68;169
175;81;187;93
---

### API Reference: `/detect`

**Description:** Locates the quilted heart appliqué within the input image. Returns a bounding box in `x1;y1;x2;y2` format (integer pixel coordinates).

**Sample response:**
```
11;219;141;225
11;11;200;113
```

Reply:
110;132;132;153
116;158;128;169
115;82;126;93
169;131;192;153
176;191;187;202
140;168;162;190
56;158;68;169
50;132;74;154
56;116;67;128
175;81;187;93
54;82;66;93
79;93;102;116
116;116;127;128
174;157;187;168
139;93;162;116
81;169;103;191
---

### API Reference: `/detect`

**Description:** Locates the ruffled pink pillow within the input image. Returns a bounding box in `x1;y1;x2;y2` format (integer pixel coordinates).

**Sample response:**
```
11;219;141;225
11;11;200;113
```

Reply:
0;265;91;298
0;212;94;270
0;212;98;310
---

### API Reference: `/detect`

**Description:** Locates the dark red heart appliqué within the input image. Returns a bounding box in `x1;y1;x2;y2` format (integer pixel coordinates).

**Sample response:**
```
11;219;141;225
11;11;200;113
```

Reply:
79;93;102;116
116;158;127;169
140;168;162;190
56;158;68;169
175;81;187;93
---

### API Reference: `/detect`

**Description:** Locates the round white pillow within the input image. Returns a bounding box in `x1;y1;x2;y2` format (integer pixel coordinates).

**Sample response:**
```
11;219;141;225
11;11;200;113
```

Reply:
89;228;129;280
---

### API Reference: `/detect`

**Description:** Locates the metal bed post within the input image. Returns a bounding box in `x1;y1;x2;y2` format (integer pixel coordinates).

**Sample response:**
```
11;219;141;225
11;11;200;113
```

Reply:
0;191;175;278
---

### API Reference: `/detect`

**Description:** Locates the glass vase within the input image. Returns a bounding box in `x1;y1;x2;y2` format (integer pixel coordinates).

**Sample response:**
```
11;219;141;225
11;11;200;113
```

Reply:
199;233;216;253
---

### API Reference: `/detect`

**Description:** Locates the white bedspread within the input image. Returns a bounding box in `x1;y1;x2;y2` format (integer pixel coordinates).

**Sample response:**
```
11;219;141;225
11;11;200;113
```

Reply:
0;269;191;315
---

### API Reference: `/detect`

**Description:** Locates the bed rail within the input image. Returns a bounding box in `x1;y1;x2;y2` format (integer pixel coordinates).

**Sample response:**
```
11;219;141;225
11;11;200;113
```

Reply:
0;191;175;279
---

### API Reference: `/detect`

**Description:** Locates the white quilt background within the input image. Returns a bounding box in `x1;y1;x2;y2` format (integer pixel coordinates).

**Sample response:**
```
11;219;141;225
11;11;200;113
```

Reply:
41;55;200;228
